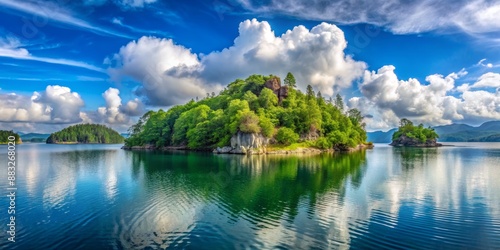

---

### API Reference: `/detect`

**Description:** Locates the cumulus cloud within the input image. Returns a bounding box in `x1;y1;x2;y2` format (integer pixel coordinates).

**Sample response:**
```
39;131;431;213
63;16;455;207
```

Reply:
471;73;500;89
107;36;209;106
350;68;500;131
107;19;366;105
0;85;84;123
200;19;366;96
80;87;144;132
235;0;500;35
0;86;144;133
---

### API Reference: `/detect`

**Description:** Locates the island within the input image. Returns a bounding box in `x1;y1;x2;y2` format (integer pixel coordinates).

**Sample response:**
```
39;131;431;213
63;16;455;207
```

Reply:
0;130;22;144
390;119;441;147
46;124;124;144
123;73;372;154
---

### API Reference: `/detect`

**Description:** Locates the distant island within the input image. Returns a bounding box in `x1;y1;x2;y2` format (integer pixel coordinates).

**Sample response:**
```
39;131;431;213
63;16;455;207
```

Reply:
367;121;500;143
17;132;50;143
124;73;371;154
390;119;441;147
0;130;22;144
46;124;124;144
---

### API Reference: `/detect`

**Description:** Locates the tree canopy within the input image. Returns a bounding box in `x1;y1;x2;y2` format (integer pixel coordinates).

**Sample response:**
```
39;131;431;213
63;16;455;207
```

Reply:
392;118;439;143
125;74;367;150
47;124;124;144
0;130;21;144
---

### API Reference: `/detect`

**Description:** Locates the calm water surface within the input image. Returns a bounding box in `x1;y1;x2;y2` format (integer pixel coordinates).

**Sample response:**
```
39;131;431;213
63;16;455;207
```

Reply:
0;143;499;249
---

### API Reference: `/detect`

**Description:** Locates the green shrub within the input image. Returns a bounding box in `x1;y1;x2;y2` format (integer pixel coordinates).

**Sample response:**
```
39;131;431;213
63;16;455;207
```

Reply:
276;127;299;145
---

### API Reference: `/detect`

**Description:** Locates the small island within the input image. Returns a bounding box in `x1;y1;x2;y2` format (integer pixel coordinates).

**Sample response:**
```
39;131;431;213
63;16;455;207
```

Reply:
390;119;441;147
0;130;22;144
46;124;124;144
124;73;371;154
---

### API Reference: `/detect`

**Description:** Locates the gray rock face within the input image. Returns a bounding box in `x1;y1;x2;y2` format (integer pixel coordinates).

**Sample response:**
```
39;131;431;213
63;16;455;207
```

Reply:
214;132;269;154
390;135;442;147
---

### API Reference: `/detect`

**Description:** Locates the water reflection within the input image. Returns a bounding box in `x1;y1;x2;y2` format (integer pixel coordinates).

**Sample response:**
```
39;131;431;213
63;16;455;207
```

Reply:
1;144;499;249
125;151;367;248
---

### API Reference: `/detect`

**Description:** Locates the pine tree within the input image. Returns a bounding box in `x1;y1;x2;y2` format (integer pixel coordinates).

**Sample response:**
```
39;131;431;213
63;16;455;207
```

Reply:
284;72;296;88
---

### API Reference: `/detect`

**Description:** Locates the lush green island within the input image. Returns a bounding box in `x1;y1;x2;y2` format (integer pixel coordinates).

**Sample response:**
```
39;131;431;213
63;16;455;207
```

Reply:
124;73;370;154
0;130;22;144
390;119;441;147
46;124;124;144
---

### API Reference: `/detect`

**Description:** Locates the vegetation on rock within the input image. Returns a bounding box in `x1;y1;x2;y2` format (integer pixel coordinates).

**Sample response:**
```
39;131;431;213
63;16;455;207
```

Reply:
0;130;22;144
391;119;440;147
46;124;124;144
125;73;367;150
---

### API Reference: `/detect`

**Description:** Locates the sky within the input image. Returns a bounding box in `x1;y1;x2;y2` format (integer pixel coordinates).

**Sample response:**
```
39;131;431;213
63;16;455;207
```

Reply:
0;0;499;133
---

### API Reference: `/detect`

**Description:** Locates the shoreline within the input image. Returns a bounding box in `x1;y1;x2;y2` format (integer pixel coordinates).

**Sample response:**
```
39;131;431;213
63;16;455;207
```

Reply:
121;143;374;155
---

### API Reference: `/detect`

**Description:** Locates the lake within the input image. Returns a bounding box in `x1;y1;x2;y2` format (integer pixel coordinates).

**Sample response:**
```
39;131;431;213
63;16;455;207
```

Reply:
0;143;499;249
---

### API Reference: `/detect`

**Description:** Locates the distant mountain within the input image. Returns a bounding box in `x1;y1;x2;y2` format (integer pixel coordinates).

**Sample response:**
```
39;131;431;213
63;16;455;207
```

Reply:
367;128;397;143
15;132;50;143
367;121;500;143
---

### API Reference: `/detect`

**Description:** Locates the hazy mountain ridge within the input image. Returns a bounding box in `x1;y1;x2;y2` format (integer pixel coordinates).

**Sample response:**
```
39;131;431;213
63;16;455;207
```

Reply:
368;121;500;143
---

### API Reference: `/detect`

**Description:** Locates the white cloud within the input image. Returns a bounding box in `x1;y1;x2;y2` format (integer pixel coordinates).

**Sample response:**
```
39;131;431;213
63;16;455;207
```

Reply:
107;19;366;105
199;19;366;96
471;72;500;88
0;0;131;38
235;0;500;35
0;85;84;123
0;86;144;133
0;36;105;73
82;88;144;131
350;67;500;131
107;36;209;106
111;17;170;37
83;0;157;8
115;0;157;8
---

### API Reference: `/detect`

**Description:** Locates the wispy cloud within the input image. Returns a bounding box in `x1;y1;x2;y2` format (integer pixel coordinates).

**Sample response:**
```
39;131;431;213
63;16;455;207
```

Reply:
0;36;105;73
0;0;132;39
235;0;500;36
111;18;171;38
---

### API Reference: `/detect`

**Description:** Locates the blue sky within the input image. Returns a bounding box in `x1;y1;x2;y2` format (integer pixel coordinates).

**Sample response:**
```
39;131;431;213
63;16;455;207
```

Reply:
0;0;499;133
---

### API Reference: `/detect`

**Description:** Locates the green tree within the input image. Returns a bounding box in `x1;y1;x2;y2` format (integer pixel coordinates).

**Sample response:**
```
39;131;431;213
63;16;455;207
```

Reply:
284;72;296;88
334;94;344;112
306;85;314;99
258;88;278;109
276;127;299;145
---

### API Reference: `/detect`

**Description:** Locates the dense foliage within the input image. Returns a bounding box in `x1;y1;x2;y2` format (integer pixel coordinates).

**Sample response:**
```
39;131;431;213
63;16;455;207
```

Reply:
125;73;367;149
46;124;124;144
0;130;21;144
392;119;439;142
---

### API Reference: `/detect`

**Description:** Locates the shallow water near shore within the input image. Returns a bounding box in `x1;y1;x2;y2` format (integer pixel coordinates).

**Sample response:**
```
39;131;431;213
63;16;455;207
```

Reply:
0;142;499;249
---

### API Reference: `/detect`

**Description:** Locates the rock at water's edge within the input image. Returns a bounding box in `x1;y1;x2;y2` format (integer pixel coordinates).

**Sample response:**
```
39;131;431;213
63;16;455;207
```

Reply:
390;135;442;147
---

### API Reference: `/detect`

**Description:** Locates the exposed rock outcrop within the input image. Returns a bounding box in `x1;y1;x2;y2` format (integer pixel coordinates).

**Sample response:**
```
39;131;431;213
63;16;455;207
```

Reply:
213;131;269;154
390;135;442;147
264;77;288;103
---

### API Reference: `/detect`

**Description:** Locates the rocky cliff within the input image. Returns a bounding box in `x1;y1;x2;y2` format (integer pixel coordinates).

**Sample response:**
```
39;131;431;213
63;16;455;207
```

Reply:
213;131;269;154
264;77;288;103
390;135;442;147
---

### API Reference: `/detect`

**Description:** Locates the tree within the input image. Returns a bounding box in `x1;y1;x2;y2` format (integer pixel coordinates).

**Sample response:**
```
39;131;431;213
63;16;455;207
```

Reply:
124;73;368;150
239;111;261;133
258;88;278;109
47;124;124;144
284;72;296;88
347;108;363;126
276;127;299;145
306;85;314;99
399;118;413;127
334;94;344;112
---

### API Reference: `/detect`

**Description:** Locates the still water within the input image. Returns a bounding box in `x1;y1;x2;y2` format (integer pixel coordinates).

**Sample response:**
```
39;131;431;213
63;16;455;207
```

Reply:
0;143;499;249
